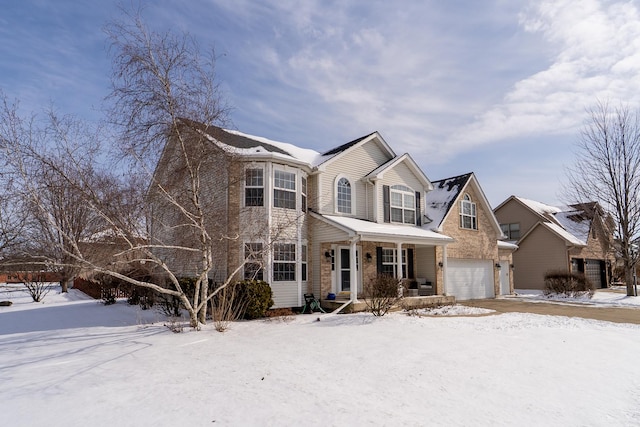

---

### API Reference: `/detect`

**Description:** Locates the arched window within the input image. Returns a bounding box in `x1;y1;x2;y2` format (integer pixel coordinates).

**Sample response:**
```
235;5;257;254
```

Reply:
337;177;352;214
460;194;477;230
390;185;415;224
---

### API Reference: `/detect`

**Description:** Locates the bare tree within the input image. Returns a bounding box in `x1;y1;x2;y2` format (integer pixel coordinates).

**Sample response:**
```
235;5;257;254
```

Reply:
565;101;640;296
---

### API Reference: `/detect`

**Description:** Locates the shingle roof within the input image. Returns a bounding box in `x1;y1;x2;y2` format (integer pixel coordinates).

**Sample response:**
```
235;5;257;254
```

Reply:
321;132;376;156
423;173;473;230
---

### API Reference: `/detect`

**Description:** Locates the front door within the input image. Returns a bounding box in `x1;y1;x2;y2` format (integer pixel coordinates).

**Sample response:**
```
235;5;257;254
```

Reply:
337;247;359;293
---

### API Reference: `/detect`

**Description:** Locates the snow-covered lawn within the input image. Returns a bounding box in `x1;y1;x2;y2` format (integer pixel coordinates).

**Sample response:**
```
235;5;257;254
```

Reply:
515;287;640;307
1;285;639;426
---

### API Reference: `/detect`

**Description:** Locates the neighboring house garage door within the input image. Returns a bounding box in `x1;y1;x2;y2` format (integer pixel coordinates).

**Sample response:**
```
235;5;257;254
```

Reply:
584;259;606;289
446;259;495;300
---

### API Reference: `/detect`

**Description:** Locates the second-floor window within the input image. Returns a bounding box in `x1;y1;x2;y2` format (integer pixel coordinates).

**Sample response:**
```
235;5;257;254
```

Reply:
337;177;352;214
501;223;519;240
274;170;296;209
390;185;415;224
460;194;477;230
245;168;264;207
301;176;307;212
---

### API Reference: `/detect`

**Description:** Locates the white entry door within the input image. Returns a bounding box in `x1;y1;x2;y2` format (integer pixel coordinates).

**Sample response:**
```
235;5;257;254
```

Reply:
499;261;510;295
336;247;359;293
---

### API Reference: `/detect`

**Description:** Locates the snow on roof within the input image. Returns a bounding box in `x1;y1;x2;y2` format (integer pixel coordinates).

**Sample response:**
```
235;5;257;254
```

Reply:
554;210;591;244
222;129;322;165
516;196;562;217
423;173;471;231
498;240;518;250
542;221;586;246
318;214;454;243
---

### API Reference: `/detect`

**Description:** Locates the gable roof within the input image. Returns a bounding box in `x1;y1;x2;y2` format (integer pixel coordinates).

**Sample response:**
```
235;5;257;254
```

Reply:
423;172;503;235
423;173;472;230
315;131;396;169
310;212;454;245
501;196;604;246
179;119;322;166
363;153;433;190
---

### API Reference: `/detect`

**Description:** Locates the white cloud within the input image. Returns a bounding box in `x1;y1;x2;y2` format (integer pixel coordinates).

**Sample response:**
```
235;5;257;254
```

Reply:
449;0;640;157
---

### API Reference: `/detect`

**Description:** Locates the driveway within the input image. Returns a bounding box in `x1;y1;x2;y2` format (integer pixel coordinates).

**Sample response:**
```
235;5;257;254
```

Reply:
461;295;640;325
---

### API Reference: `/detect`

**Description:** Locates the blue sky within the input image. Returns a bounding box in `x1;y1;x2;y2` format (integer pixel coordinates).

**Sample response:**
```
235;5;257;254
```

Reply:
2;0;640;207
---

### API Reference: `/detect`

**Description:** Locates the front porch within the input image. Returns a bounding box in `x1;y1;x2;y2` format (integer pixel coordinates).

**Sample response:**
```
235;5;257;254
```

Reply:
321;294;456;313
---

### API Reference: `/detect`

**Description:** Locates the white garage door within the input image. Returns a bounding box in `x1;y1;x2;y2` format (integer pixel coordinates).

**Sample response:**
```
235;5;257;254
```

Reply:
446;259;495;300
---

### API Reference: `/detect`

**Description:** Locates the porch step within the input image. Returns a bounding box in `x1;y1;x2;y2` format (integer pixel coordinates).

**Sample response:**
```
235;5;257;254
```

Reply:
321;295;457;313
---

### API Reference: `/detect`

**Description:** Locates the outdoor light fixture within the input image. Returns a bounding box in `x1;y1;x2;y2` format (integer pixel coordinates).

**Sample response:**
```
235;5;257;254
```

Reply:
495;263;501;269
438;261;444;268
365;253;372;263
324;251;332;261
510;264;515;269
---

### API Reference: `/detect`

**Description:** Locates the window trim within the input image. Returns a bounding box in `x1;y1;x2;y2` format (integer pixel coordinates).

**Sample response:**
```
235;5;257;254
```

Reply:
243;242;264;281
380;248;407;278
390;185;416;225
244;167;264;207
335;175;353;214
500;223;519;240
273;242;296;282
273;169;296;210
460;194;477;230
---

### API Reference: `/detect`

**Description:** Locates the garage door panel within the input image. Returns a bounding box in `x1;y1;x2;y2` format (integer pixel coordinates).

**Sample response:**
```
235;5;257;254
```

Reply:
447;259;495;300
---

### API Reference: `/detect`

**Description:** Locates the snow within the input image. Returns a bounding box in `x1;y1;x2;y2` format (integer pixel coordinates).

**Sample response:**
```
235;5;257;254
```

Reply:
554;210;591;244
423;181;459;231
515;288;640;307
2;285;640;426
317;214;454;243
542;221;586;246
224;129;323;165
516;196;562;217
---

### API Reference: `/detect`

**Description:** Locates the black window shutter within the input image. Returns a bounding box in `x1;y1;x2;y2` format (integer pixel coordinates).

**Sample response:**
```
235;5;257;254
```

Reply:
376;246;383;274
407;248;414;278
415;191;421;226
383;185;390;223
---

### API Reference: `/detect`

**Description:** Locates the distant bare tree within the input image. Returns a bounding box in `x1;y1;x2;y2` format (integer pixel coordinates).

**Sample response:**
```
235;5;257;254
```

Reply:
565;101;640;296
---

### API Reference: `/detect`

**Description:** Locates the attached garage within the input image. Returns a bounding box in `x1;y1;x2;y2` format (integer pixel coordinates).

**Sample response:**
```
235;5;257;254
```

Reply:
446;259;495;300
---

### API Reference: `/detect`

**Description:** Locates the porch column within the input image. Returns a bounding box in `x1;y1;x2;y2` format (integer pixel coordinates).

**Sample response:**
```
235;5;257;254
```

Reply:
350;239;358;301
396;242;403;280
442;244;448;295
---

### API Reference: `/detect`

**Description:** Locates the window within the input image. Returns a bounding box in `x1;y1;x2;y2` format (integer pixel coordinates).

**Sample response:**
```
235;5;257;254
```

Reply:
500;223;520;240
301;176;307;212
337;177;352;214
273;243;296;281
381;248;407;278
244;243;263;280
274;170;296;209
390;185;415;224
460;194;477;230
301;244;307;281
245;168;264;207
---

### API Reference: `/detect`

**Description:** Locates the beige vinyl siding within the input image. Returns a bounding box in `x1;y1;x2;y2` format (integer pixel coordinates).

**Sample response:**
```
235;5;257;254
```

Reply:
270;282;300;308
318;141;392;217
376;162;426;225
495;199;545;239
513;225;569;290
415;246;437;286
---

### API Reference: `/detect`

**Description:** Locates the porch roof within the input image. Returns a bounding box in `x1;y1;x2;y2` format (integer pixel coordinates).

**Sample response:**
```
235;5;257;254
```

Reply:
311;213;454;245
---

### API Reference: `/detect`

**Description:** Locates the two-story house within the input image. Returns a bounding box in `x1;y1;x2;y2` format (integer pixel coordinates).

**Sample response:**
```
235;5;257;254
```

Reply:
150;121;513;308
494;196;615;290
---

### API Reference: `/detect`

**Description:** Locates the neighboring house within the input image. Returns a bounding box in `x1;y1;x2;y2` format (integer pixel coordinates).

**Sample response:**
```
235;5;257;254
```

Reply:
494;196;615;290
423;173;516;299
150;121;510;308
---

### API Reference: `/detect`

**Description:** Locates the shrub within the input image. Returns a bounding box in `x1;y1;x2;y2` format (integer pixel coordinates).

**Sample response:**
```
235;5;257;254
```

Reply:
363;274;402;316
234;280;274;320
544;270;594;298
